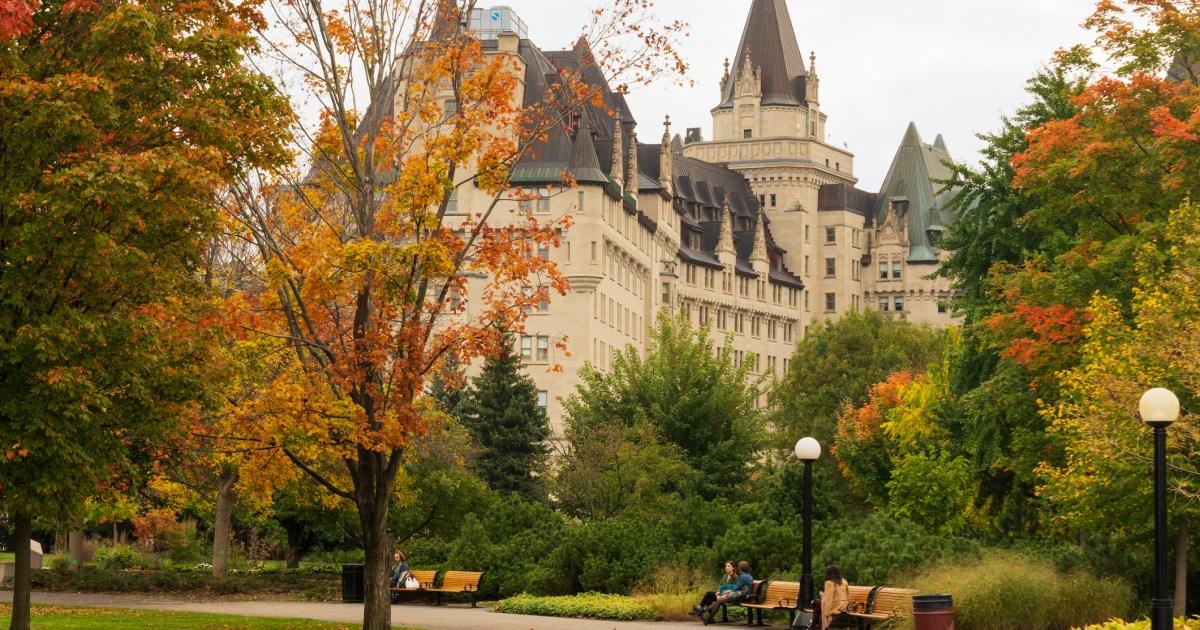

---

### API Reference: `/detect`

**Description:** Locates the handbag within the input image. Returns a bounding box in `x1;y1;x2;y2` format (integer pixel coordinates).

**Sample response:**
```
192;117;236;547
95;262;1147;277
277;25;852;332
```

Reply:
403;575;420;589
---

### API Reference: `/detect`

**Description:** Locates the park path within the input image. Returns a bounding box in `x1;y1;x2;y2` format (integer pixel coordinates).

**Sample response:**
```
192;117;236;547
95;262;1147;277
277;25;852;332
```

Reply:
1;590;708;630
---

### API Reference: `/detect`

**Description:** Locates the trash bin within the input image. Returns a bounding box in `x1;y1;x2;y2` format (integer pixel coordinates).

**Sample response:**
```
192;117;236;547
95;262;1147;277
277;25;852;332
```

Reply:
341;563;364;603
913;594;954;630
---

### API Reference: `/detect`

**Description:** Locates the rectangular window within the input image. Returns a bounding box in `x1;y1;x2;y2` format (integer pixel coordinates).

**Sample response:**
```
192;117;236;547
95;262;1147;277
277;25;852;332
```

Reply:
578;190;585;213
825;292;836;312
758;194;766;208
892;261;902;279
744;129;752;139
662;281;672;306
536;390;548;411
770;193;777;207
879;261;889;280
591;241;598;263
446;189;460;214
520;336;533;360
537;187;550;213
880;297;889;312
825;257;836;278
537;243;550;260
564;241;571;264
804;290;809;311
805;225;810;242
938;301;948;314
825;227;836;243
805;256;810;276
894;296;905;312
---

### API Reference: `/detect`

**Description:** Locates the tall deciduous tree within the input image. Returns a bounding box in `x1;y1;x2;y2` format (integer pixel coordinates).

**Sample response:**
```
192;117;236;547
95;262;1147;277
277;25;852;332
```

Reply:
1039;201;1200;616
233;2;686;627
562;313;762;499
460;340;550;501
0;1;290;628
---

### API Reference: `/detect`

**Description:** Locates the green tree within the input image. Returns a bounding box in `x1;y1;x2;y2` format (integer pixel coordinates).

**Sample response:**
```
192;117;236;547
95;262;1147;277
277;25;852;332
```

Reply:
553;419;693;520
771;310;944;448
562;313;763;498
460;341;551;501
0;2;289;628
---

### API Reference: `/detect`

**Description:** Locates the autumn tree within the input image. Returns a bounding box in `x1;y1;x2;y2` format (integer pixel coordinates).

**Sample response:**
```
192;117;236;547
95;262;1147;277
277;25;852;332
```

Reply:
0;1;290;628
771;310;945;449
231;1;687;627
1039;201;1200;616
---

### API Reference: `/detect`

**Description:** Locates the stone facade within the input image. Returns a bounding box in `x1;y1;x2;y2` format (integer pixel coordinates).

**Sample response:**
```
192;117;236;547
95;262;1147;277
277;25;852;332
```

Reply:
403;2;959;436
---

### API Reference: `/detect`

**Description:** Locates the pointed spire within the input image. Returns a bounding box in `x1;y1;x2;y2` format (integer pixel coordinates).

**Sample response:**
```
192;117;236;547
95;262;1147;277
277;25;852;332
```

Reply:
751;210;769;268
809;50;817;75
901;121;922;147
569;113;607;185
610;121;624;190
717;201;736;259
659;116;674;195
626;129;639;191
720;0;809;107
933;133;948;153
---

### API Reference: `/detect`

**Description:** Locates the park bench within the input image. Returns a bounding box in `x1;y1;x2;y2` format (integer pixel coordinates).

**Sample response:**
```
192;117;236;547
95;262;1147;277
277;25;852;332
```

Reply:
389;569;439;603
741;580;802;626
426;570;485;607
846;586;915;629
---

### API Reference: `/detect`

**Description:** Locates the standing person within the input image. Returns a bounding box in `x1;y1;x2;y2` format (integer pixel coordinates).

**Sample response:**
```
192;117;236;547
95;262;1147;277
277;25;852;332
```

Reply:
820;565;851;629
697;560;755;625
691;560;739;617
389;550;410;589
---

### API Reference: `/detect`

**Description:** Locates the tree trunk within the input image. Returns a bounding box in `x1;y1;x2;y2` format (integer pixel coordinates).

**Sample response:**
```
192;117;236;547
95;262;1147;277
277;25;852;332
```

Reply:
355;449;399;630
212;466;238;577
1175;513;1188;618
9;512;32;630
67;525;85;573
282;519;303;569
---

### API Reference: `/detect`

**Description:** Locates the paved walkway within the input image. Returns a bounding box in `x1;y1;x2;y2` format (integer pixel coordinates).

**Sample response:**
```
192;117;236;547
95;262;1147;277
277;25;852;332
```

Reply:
1;591;703;630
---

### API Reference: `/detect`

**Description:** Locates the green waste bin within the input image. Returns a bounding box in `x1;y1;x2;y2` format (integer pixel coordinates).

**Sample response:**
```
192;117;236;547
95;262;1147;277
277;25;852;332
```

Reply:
341;563;364;603
913;594;954;630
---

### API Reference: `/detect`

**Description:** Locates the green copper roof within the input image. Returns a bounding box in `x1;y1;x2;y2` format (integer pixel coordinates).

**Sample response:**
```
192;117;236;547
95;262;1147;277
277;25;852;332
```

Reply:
877;122;957;264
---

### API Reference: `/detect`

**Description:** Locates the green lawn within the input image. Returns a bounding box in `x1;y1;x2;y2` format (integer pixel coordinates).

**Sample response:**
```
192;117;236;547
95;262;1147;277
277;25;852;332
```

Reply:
0;605;381;630
0;552;13;563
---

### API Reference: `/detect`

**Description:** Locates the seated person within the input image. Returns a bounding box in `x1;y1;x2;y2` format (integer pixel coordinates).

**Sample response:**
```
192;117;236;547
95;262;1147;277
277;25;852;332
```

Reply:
696;560;754;625
389;550;410;589
820;565;852;629
691;560;738;617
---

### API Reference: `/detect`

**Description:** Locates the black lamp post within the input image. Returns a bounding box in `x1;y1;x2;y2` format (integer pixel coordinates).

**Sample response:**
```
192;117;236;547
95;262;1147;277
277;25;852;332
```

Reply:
1139;387;1180;630
794;437;821;608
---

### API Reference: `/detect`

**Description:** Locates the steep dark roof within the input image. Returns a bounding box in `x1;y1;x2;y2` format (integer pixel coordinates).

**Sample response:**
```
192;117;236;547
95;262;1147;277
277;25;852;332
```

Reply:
663;148;803;287
718;0;810;108
818;183;878;218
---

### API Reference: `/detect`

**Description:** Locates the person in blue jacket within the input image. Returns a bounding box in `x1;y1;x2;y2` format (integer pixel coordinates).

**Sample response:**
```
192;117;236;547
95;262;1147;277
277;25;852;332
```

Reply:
694;560;754;624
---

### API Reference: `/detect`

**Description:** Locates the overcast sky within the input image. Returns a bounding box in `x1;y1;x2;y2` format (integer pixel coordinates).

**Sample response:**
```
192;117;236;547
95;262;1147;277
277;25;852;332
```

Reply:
495;0;1098;190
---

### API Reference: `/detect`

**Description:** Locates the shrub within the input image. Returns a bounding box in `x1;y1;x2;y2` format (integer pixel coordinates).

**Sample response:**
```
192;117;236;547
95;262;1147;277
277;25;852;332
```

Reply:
494;593;656;621
93;545;149;571
814;512;978;584
902;551;1134;630
554;518;674;594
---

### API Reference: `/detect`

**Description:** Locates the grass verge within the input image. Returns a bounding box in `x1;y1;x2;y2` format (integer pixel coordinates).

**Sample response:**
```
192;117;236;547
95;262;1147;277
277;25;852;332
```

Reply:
0;604;364;630
1076;620;1200;630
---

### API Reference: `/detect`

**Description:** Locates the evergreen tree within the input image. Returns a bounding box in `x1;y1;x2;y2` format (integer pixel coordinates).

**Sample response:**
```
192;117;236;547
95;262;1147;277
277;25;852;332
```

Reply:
429;354;469;421
460;341;551;501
